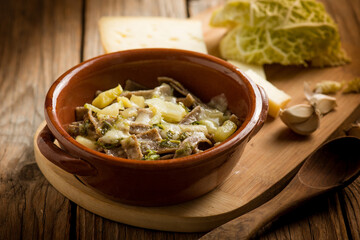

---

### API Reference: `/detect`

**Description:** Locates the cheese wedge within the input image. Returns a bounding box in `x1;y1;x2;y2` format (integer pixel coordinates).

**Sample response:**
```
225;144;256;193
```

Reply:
228;60;291;118
99;17;208;54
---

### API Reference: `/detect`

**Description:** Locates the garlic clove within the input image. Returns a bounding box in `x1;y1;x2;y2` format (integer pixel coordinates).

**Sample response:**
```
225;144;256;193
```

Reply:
280;104;314;124
282;110;320;136
309;94;337;115
290;110;321;135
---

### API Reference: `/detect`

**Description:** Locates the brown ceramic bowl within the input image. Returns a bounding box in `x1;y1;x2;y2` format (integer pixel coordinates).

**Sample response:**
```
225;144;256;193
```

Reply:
37;48;268;206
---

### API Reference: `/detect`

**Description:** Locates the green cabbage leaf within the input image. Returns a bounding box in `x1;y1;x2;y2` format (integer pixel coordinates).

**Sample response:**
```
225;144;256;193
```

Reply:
211;0;349;67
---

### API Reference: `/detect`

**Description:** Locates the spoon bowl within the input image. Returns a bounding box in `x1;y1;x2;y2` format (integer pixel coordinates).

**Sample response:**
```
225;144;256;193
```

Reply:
299;136;360;188
201;136;360;240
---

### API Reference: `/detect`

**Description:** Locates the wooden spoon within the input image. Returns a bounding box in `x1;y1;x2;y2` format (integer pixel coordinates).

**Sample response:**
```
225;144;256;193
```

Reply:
201;136;360;240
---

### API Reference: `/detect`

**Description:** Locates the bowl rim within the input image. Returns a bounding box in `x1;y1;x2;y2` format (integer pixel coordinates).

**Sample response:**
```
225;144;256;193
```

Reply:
45;48;264;168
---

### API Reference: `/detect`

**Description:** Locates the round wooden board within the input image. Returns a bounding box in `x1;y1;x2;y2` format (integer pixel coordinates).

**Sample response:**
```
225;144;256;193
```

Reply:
34;121;248;233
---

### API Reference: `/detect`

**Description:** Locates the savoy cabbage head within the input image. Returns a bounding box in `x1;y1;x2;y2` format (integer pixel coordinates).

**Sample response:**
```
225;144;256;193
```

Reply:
211;0;349;67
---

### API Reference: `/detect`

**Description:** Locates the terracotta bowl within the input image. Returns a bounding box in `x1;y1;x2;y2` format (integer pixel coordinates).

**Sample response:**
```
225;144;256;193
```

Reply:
37;48;268;206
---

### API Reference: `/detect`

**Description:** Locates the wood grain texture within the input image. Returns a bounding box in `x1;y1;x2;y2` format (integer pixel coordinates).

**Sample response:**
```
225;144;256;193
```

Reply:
76;206;202;240
0;0;82;239
202;136;360;239
256;193;349;240
342;182;360;240
340;117;360;240
187;0;227;17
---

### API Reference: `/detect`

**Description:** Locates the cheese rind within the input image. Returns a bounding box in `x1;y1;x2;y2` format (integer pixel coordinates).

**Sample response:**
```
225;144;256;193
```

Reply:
99;17;208;54
228;60;291;118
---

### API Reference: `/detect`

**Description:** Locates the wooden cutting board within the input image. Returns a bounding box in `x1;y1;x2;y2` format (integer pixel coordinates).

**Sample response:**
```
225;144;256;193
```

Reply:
34;4;360;233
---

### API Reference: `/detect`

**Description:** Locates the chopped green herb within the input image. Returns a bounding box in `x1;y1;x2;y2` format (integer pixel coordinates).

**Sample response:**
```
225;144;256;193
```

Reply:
152;123;164;129
79;120;91;136
166;130;175;139
159;139;180;148
179;132;189;141
100;121;112;135
175;143;193;158
143;150;160;160
191;121;200;125
96;141;120;149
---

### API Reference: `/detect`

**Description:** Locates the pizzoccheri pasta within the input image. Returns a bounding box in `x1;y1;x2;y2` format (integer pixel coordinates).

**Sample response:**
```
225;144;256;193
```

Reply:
67;77;241;160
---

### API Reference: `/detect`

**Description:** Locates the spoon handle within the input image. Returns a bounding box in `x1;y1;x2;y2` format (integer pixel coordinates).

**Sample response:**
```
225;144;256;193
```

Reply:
201;176;325;240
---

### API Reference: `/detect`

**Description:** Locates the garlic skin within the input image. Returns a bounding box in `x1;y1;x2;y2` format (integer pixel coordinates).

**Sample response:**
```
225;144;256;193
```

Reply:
308;94;337;115
304;82;337;115
290;110;320;135
343;77;360;93
304;82;314;102
314;80;343;94
280;106;320;135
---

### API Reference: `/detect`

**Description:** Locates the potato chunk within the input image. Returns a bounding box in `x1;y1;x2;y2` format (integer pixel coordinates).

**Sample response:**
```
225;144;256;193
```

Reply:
85;102;124;118
117;96;133;108
130;95;145;108
75;136;97;150
145;98;186;123
92;84;123;108
214;120;237;142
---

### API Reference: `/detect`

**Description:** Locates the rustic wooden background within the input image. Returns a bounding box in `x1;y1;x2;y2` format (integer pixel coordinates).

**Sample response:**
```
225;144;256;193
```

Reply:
1;0;359;239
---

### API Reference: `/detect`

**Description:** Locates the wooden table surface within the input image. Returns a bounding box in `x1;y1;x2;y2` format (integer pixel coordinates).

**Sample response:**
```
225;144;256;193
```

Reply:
1;0;360;239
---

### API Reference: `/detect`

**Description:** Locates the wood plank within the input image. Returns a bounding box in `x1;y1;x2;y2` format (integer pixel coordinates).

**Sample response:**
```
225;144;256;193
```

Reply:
254;193;349;239
253;119;360;239
0;0;82;239
340;116;360;240
187;0;227;17
342;181;360;240
76;206;202;240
